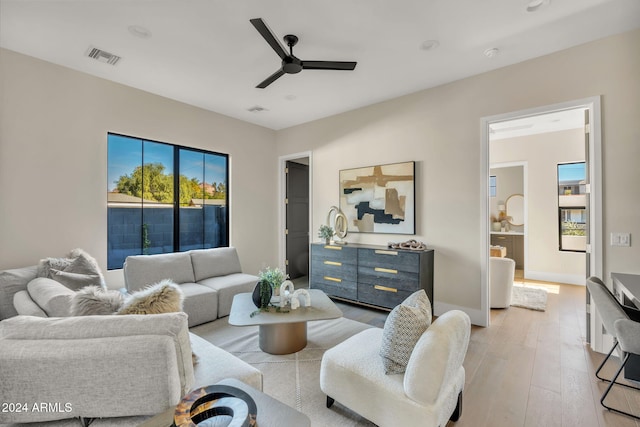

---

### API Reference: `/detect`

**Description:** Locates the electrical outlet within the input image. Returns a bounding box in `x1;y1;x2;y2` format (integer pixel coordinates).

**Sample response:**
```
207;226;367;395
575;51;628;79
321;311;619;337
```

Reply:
611;232;631;247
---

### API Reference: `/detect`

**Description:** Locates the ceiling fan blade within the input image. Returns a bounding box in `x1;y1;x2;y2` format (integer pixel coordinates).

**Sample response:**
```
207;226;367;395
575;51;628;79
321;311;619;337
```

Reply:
302;61;357;71
256;68;285;89
250;18;288;60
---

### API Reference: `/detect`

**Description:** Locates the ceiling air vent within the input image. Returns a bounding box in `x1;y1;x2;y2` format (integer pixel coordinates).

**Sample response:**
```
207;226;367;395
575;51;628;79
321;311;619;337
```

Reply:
247;105;268;113
85;46;121;65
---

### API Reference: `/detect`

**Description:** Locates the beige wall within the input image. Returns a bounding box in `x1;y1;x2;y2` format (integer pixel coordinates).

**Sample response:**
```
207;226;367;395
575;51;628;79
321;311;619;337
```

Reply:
0;48;278;287
1;29;638;320
492;129;585;284
276;29;640;322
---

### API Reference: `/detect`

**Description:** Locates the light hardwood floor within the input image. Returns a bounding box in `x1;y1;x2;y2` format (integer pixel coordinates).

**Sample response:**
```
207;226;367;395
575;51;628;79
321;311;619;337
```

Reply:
295;275;640;427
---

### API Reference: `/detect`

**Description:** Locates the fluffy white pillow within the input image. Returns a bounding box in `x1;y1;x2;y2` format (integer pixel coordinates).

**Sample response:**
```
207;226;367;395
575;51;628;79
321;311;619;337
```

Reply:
70;286;125;316
27;277;75;317
379;290;432;374
117;279;184;315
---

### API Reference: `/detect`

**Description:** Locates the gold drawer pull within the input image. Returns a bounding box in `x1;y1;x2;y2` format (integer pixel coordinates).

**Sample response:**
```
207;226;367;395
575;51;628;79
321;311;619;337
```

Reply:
324;276;342;283
374;285;398;293
375;250;398;256
324;261;342;266
375;267;398;274
324;245;342;250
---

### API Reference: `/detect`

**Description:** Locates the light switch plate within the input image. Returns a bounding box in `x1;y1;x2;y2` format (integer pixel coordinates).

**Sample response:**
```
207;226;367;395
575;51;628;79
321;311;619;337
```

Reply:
611;232;631;247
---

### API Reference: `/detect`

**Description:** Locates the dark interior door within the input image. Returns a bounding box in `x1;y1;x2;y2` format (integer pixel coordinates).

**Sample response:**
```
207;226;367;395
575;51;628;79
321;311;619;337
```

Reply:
285;161;309;279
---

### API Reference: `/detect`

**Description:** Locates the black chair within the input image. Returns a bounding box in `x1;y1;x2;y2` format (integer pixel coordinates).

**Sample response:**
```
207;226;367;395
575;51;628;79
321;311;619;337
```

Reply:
586;276;640;420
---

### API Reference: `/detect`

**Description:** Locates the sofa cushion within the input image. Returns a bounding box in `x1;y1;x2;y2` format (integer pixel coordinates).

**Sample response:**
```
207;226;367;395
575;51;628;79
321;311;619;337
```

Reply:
179;283;219;327
0;265;38;320
13;290;47;317
118;280;184;315
0;312;194;393
190;247;243;282
0;312;195;419
27;277;75;317
379;290;431;374
71;285;125;316
124;252;195;291
190;333;263;391
198;273;258;317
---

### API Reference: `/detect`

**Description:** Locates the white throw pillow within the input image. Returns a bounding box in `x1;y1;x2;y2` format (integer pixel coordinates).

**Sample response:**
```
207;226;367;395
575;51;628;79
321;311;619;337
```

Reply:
27;277;75;317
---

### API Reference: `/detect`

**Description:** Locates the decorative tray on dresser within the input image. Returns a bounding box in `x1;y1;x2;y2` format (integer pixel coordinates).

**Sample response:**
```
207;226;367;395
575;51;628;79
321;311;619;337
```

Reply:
310;243;434;311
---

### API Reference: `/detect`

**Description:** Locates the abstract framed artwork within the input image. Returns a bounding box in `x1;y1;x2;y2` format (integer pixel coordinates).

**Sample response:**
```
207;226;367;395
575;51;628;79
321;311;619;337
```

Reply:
339;161;415;234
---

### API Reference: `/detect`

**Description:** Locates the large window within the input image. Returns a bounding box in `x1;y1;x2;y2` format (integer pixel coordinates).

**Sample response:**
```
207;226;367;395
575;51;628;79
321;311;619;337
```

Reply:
557;162;586;252
107;133;228;269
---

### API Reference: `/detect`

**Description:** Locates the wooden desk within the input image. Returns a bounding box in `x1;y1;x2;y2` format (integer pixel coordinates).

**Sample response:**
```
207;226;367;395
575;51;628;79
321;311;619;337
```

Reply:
611;272;640;382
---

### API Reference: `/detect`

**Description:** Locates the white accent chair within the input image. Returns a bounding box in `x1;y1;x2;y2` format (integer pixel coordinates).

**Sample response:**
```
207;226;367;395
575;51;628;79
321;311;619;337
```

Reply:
320;310;471;427
490;256;516;308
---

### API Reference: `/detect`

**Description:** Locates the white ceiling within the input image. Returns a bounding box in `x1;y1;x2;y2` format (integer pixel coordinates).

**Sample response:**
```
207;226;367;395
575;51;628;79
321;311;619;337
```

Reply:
489;108;587;140
1;0;639;130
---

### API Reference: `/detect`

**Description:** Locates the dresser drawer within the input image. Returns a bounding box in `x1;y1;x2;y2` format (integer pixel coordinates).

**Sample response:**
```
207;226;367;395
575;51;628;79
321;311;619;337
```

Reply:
357;266;420;292
310;277;357;300
358;248;420;273
357;283;412;309
311;258;357;282
311;244;357;264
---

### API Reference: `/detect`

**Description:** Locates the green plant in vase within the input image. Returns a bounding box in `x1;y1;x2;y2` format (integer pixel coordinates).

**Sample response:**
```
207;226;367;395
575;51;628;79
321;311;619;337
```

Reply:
318;224;335;244
258;266;287;296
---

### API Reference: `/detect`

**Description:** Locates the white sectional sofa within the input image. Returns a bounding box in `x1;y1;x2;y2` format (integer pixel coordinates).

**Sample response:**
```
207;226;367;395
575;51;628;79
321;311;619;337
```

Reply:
0;248;263;425
123;247;259;326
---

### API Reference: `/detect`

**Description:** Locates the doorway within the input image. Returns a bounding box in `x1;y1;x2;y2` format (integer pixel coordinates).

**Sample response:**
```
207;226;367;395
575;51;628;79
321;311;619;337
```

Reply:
480;97;602;335
279;152;312;281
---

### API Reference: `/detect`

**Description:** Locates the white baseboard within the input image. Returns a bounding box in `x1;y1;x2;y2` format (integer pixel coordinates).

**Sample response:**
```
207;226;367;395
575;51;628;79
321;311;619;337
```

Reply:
434;301;487;327
526;270;585;286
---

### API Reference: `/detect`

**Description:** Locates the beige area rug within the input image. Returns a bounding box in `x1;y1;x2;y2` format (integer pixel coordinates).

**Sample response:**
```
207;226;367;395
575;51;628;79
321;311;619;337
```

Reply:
190;317;378;427
510;284;548;311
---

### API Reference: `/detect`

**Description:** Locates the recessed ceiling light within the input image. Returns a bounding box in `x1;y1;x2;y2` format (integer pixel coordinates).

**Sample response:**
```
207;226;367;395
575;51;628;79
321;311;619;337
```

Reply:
128;25;152;39
526;0;550;12
484;47;499;58
420;40;440;51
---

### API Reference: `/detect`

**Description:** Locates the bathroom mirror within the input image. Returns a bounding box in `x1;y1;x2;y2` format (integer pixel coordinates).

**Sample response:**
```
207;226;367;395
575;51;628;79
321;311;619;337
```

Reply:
505;194;524;226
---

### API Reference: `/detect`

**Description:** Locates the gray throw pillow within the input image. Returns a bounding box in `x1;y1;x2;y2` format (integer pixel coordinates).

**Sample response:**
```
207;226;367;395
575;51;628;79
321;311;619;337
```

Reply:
50;270;102;290
379;290;432;374
39;249;106;290
37;256;73;279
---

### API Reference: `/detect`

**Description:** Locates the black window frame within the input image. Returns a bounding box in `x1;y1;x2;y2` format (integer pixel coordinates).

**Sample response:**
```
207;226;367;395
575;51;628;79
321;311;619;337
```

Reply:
107;132;229;270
